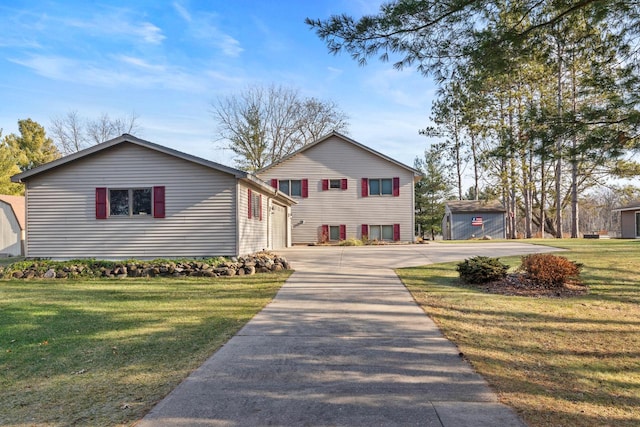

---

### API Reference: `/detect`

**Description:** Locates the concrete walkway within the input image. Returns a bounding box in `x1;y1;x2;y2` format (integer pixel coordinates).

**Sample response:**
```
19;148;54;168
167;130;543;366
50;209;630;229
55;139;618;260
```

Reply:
140;243;560;426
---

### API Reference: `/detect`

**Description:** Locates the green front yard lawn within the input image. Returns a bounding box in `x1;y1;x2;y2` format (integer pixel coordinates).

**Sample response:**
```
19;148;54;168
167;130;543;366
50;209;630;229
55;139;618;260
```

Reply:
398;239;640;427
0;273;290;426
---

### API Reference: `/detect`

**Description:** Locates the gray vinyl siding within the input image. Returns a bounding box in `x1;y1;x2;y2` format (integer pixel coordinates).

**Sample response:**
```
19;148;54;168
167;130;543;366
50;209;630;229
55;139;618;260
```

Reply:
25;143;238;258
237;183;268;255
447;212;506;240
0;202;21;256
620;210;639;238
258;135;415;243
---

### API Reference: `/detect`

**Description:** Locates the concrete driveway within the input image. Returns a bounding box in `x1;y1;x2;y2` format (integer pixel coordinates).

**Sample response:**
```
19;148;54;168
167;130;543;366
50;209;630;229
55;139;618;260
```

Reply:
140;242;560;426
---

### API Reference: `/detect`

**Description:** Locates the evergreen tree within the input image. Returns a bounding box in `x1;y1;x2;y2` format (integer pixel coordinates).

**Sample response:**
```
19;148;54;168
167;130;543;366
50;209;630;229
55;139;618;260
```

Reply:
414;146;454;240
0;131;24;195
4;119;60;171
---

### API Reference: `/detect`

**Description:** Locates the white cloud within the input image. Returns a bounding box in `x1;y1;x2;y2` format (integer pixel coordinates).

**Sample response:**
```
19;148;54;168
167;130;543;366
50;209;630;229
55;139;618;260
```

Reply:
216;33;243;57
52;8;165;45
136;22;165;44
203;69;247;86
172;4;243;57
173;2;192;22
9;55;75;81
115;55;166;72
9;54;209;92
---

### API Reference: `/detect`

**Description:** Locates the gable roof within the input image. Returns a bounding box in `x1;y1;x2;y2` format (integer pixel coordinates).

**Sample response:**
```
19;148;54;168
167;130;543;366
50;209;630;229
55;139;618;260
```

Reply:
612;201;640;212
10;134;295;205
12;134;246;182
446;200;506;213
0;195;26;230
257;131;422;179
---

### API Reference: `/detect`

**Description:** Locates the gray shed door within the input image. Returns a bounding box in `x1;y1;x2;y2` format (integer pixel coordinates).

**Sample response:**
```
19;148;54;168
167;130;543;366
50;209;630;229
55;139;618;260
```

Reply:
271;203;287;249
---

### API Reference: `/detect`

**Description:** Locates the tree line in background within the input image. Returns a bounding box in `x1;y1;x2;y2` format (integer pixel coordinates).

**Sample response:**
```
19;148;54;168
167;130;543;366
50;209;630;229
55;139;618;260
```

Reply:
0;113;141;195
309;0;640;238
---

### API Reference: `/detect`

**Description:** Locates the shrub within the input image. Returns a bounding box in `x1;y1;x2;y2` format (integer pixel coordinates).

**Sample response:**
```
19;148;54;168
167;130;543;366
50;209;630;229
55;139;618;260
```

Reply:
339;237;364;246
518;254;582;288
456;256;509;284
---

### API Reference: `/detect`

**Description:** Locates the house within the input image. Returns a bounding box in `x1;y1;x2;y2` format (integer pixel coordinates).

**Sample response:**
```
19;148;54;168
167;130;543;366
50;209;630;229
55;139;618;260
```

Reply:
11;134;295;259
0;195;25;257
442;200;506;240
613;202;640;238
257;131;421;244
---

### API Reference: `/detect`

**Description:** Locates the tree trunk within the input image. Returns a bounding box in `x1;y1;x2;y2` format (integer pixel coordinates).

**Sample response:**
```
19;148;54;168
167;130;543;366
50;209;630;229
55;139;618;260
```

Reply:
508;94;517;239
540;149;546;239
555;37;564;239
471;132;479;201
454;127;463;200
570;51;579;238
520;134;532;239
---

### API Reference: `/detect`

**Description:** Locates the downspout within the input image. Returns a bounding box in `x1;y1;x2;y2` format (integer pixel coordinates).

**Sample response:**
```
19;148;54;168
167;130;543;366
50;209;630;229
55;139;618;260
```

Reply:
235;183;240;256
23;185;28;257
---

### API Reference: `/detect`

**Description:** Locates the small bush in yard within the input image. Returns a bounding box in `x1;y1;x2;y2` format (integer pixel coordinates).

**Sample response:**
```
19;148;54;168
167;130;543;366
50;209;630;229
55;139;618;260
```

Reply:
518;254;582;288
339;237;364;246
456;256;509;284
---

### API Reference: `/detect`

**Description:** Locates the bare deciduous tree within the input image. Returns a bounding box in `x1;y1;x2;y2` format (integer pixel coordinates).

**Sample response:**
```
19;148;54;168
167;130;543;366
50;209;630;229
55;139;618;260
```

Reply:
50;111;85;155
212;84;349;171
50;111;141;155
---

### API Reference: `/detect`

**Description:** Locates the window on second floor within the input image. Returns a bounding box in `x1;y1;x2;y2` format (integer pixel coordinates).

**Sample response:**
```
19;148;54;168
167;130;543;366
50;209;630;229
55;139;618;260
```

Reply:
368;178;393;196
361;177;399;197
279;179;302;197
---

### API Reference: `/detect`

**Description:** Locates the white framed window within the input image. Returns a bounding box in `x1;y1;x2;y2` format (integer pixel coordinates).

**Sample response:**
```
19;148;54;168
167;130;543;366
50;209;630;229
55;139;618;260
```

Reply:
369;225;394;241
251;191;261;219
329;225;340;241
109;188;152;217
279;179;302;197
329;179;341;189
368;178;393;196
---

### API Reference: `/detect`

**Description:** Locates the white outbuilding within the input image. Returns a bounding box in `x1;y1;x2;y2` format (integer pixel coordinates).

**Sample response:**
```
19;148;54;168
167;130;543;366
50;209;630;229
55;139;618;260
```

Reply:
0;195;25;257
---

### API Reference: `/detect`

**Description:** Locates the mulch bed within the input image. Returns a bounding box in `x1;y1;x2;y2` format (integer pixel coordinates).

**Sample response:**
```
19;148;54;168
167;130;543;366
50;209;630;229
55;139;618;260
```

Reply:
475;273;588;298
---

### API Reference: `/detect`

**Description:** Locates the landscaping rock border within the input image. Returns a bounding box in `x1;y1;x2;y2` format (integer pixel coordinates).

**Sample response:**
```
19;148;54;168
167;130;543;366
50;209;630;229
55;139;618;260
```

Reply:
0;252;290;279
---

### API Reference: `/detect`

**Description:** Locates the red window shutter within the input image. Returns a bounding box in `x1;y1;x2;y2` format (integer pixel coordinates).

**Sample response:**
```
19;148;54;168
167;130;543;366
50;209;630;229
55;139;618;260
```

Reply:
393;177;400;197
321;224;329;243
341;178;348;190
361;224;368;238
361;178;368;197
270;179;278;189
96;187;107;219
259;194;263;221
153;186;165;218
247;188;252;219
302;179;309;198
339;224;346;240
393;223;400;241
322;179;329;191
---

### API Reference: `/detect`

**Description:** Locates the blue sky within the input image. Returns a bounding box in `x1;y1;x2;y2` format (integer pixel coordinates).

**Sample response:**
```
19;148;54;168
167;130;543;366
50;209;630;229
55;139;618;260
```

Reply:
0;0;438;169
